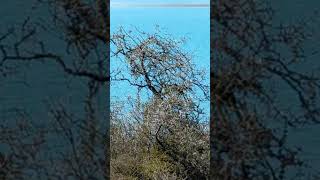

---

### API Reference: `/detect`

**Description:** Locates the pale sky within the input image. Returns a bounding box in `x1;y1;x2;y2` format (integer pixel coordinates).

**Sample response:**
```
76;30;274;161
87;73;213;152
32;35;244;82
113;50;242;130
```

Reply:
111;0;210;7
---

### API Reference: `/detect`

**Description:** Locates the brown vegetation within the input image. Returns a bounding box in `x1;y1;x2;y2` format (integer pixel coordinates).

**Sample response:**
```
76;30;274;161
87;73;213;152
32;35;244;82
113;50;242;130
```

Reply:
110;28;210;179
0;0;320;179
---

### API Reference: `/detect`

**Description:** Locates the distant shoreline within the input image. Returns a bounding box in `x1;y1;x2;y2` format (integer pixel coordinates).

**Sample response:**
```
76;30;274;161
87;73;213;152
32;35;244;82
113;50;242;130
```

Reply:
111;3;210;8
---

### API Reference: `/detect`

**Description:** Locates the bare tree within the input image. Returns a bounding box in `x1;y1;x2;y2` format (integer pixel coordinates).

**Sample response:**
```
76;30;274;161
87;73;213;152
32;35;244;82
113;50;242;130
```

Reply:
110;28;210;179
0;0;109;179
2;0;319;179
211;0;320;179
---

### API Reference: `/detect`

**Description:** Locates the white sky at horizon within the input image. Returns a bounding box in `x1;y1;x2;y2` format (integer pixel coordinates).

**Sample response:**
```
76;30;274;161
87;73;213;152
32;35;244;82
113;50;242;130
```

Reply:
111;0;210;7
